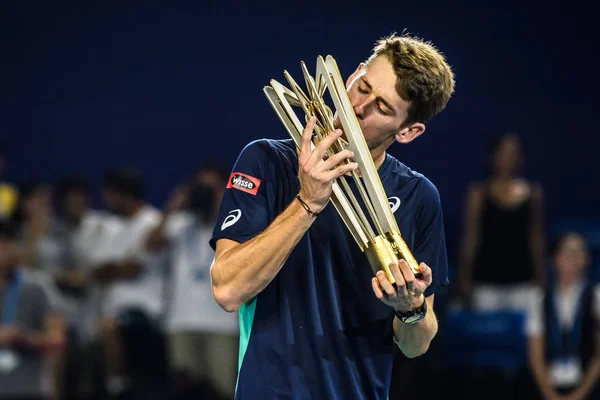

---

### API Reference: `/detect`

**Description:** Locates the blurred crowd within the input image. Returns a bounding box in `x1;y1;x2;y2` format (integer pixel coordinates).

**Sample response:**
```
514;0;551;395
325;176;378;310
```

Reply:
0;132;598;400
0;146;237;400
390;133;600;400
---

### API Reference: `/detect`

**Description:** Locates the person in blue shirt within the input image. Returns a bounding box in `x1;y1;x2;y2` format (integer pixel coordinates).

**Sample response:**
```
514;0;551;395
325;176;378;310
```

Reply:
210;33;455;400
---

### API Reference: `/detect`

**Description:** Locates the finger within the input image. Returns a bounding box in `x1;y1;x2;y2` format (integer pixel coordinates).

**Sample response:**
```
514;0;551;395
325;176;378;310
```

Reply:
397;259;416;293
389;262;408;298
372;277;384;300
319;149;354;172
310;129;343;164
320;162;359;182
300;116;317;161
419;262;433;286
376;270;397;298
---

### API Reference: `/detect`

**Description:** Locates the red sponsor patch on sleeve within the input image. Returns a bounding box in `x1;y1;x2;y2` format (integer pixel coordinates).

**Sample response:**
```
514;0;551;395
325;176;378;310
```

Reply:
226;172;261;195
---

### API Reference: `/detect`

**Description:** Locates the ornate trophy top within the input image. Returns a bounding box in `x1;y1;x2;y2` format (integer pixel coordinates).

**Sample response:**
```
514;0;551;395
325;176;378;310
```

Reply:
263;55;421;282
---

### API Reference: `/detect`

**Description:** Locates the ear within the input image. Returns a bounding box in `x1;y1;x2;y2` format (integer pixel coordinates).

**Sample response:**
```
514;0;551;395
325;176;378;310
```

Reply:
346;63;366;87
395;123;426;144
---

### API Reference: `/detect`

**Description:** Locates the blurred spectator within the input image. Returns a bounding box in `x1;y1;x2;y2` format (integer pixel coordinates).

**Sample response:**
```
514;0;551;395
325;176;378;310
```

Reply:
90;168;166;398
13;182;67;277
0;219;66;400
0;145;18;220
55;176;121;399
526;233;600;400
12;182;68;319
146;162;238;400
457;132;545;310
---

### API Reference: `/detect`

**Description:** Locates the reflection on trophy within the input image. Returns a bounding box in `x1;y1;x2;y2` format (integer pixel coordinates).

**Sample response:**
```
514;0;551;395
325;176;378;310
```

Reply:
263;55;421;283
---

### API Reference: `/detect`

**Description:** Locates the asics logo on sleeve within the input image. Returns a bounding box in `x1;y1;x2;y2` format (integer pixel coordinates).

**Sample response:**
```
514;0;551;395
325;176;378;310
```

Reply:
221;209;242;231
388;197;401;213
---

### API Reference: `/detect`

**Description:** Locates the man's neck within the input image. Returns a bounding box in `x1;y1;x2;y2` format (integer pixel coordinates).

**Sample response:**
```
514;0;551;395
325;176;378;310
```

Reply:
66;214;84;229
371;149;387;170
125;202;144;218
369;134;397;171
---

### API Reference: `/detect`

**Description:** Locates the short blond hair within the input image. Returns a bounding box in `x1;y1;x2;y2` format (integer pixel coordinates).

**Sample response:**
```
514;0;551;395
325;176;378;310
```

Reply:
367;33;455;125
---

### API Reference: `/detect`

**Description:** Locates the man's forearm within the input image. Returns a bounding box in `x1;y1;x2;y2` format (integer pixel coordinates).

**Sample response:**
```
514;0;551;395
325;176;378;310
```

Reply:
18;331;64;351
392;296;437;358
211;199;315;312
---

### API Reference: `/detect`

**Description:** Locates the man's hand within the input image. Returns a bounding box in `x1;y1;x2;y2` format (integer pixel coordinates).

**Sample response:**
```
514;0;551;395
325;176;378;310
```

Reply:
372;260;433;313
297;117;358;213
164;185;189;214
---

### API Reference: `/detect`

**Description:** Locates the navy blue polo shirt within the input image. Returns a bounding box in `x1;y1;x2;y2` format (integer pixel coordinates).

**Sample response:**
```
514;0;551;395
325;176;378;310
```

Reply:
210;138;449;400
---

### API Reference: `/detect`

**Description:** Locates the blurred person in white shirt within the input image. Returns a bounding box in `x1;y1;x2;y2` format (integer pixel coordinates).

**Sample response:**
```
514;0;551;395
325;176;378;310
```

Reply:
526;233;600;400
146;162;238;400
90;168;166;398
54;176;121;399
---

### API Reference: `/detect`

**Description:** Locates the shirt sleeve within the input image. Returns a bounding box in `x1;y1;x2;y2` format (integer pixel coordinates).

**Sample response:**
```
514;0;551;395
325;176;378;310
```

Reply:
134;211;166;268
412;177;449;298
210;139;272;250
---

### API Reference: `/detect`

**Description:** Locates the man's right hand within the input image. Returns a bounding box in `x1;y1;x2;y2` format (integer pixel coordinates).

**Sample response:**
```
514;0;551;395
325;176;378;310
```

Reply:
297;117;358;213
165;185;189;213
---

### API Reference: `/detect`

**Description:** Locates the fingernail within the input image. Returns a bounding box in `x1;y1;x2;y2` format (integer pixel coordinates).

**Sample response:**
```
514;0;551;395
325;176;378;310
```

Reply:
349;151;354;157
377;271;383;276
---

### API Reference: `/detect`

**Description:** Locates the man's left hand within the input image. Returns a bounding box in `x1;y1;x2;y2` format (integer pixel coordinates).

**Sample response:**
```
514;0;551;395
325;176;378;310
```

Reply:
371;260;433;313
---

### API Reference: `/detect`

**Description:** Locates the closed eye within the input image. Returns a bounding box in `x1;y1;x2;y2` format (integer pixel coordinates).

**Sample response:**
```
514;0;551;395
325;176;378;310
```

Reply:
358;79;395;116
377;103;390;115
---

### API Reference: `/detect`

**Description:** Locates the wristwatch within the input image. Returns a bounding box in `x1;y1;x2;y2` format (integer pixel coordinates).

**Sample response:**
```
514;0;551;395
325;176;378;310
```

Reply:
394;298;427;324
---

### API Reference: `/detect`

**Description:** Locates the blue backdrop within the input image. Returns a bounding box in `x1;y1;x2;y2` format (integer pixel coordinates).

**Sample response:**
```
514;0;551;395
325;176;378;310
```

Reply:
1;0;598;264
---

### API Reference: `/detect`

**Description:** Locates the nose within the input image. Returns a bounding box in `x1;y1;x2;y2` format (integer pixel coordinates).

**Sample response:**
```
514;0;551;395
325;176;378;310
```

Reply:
353;97;374;120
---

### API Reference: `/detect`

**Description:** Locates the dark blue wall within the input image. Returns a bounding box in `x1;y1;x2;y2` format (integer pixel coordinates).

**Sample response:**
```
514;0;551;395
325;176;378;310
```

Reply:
1;1;598;263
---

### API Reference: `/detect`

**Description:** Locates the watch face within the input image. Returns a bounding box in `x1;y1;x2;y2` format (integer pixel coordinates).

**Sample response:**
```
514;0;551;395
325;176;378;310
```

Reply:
403;313;424;324
395;300;427;324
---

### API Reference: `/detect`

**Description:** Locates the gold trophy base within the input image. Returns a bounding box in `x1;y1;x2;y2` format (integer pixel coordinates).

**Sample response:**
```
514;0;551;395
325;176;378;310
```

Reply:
364;230;422;285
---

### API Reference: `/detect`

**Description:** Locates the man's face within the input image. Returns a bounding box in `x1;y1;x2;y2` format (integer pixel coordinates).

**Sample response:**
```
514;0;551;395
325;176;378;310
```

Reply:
341;56;424;150
64;190;88;219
